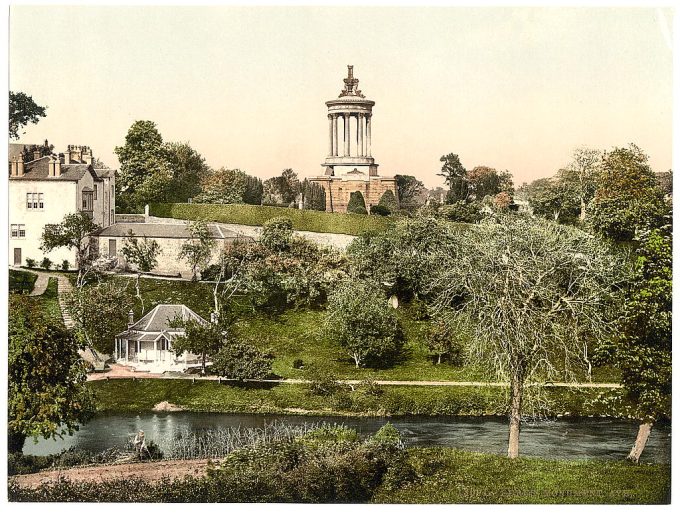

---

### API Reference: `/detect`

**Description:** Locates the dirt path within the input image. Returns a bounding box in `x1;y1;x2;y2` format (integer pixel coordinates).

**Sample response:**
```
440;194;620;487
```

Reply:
12;458;211;488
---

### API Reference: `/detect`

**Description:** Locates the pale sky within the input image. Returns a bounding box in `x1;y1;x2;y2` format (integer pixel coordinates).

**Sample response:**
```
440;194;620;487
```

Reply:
9;6;673;188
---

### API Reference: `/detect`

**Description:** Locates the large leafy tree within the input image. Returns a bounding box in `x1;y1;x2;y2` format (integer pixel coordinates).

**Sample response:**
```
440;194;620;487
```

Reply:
121;231;162;311
326;280;405;368
9;91;47;140
243;175;264;205
263;168;300;206
595;227;672;463
395;174;425;211
40;212;101;287
589;144;669;242
196;168;248;204
211;342;273;382
523;177;579;224
301;179;326;211
466;166;514;201
433;217;626;458
164;142;210;202
9;295;95;453
438;153;467;202
558;147;602;221
178;220;216;281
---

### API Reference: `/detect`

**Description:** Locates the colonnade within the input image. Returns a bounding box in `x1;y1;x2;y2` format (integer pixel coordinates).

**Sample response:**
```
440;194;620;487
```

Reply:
327;112;372;158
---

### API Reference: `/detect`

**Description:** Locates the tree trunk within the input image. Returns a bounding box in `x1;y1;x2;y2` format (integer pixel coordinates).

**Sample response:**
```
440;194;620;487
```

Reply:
437;354;442;365
135;273;144;312
201;352;206;375
8;430;26;454
507;373;523;459
579;197;587;221
627;421;653;463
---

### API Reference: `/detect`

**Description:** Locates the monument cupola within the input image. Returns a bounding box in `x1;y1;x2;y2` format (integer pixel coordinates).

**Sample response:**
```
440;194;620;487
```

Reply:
323;65;378;177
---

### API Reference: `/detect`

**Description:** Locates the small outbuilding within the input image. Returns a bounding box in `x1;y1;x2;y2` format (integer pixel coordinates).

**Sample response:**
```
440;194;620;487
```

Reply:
114;304;207;373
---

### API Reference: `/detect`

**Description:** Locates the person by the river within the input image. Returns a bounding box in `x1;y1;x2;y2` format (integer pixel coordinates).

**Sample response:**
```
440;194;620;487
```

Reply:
133;430;149;458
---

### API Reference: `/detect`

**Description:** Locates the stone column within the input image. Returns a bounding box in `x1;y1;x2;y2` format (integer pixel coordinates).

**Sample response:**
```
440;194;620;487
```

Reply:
328;115;333;156
332;115;338;156
367;114;372;157
358;114;365;157
344;113;350;156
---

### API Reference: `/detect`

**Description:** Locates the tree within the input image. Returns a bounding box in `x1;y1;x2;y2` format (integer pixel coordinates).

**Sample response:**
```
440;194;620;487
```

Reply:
196;167;248;204
164;142;210;202
433;217;626;458
178;220;216;281
63;281;134;355
466;166;514;201
171;313;224;375
656;170;672;197
594;227;671;462
523;177;579;224
426;318;466;365
260;217;293;253
439;200;482;223
243;175;264;205
114;120;171;212
211;342;273;381
301;179;326;211
121;230;162;312
9;91;47;140
9;295;95;453
326;281;405;368
347;191;368;214
589;145;670;242
263;168;300;206
558;147;601;221
377;189;398;213
438;154;467;202
395;175;425;211
40;212;101;287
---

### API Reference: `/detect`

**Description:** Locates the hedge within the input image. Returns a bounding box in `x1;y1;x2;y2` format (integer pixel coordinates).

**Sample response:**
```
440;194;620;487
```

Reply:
148;203;394;236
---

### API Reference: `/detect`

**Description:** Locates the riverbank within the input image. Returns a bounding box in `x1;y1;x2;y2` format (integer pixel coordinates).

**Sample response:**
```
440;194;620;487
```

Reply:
88;378;618;418
9;448;670;504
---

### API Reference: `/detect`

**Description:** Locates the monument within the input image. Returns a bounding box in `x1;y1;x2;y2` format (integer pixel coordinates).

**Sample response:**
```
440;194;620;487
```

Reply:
310;65;398;213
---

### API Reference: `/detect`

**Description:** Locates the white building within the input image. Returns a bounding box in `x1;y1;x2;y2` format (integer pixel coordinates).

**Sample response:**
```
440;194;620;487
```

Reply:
8;141;116;268
114;304;208;373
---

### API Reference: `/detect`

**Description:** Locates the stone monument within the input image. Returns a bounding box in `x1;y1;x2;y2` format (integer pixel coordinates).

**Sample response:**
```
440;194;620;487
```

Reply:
310;66;398;213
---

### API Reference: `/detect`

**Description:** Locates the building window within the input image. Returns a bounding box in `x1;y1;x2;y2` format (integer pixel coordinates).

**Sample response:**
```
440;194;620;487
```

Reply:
10;224;26;238
158;337;169;351
26;192;44;210
82;191;93;211
93;185;98;200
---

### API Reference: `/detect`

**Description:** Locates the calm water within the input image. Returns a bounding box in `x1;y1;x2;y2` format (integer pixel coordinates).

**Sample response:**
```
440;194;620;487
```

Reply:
23;413;671;463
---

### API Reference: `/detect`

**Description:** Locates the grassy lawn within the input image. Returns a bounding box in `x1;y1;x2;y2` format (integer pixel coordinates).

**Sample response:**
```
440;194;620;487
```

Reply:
9;269;37;294
374;448;671;504
88;379;616;418
149;202;395;236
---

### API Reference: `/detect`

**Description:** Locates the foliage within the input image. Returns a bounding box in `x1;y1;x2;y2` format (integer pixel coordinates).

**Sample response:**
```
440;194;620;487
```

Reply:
243;174;264;205
178;219;216;280
25;258;36;268
438;153;467;201
164;141;211;203
9;269;37;294
301;179;326;211
40;212;101;286
426;318;465;365
395;174;425;211
326;280;405;368
305;368;345;396
347;190;368;214
211;342;273;381
263;168;300;206
195;167;248;204
171;312;226;374
522;177;580;224
439;200;483;223
39;257;52;270
378;189;398;212
63;281;133;355
558;147;602;221
149;202;393;236
589;144;669;241
656;170;672;197
8;295;95;453
466;166;514;201
260;216;294;252
9;91;47;139
433;216;628;457
60;259;70;271
370;204;391;216
121;230;162;310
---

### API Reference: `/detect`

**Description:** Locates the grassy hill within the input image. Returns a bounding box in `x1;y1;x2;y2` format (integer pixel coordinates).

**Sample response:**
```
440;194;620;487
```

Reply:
148;203;394;236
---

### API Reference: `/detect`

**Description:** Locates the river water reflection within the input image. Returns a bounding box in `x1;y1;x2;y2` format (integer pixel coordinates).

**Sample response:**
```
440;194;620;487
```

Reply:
23;413;671;463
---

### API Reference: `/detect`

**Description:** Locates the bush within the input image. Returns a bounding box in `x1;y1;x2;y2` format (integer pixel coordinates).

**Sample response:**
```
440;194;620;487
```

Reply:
306;368;344;397
347;191;368;215
292;358;304;369
60;260;70;271
378;189;399;212
260;217;294;252
25;258;36;268
427;318;465;365
149;203;391;236
370;204;391;216
211;342;274;381
440;201;483;223
40;257;52;270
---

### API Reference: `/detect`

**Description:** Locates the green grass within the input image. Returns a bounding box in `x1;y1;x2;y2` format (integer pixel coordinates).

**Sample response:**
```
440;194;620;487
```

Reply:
149;202;394;236
88;379;615;418
9;269;37;294
373;448;671;504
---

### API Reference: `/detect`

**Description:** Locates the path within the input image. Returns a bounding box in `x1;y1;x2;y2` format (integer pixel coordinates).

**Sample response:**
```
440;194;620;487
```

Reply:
88;366;621;389
11;458;211;488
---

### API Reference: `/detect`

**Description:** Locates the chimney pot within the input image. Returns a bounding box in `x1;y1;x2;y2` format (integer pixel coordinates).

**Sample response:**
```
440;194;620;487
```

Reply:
54;157;61;177
17;154;24;177
128;310;135;327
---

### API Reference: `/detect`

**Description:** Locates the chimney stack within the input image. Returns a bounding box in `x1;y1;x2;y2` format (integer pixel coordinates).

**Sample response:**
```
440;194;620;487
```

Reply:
17;154;25;177
128;310;135;328
82;146;93;165
32;149;42;161
48;156;56;177
10;159;17;177
54;156;61;177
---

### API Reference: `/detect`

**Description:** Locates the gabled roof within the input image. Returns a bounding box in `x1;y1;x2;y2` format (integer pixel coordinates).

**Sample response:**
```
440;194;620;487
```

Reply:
127;304;207;333
10;156;116;182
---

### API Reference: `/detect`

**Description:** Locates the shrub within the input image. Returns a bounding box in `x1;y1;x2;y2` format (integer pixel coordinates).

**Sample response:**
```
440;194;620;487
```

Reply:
306;368;344;396
370;204;391;216
357;377;384;397
292;358;304;369
211;342;274;381
25;258;36;268
260;217;294;252
427;318;465;365
440;201;482;223
347;191;368;215
378;189;399;212
40;257;52;270
149;203;392;236
60;260;70;271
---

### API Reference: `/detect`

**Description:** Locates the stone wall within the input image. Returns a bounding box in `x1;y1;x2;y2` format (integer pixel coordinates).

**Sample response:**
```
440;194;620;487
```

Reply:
310;176;398;213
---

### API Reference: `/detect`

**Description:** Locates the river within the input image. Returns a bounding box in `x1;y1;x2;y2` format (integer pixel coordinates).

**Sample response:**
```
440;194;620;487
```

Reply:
22;413;671;463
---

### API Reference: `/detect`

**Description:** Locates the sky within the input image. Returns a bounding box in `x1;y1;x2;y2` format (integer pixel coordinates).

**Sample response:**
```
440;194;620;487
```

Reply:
8;5;673;188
